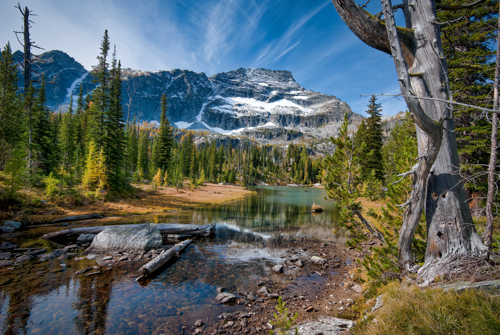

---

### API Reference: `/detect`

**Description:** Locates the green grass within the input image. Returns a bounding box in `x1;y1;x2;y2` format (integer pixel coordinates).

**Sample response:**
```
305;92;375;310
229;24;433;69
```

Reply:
352;282;500;335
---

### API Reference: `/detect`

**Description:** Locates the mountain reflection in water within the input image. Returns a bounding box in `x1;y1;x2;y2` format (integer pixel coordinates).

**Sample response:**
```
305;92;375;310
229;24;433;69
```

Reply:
0;186;344;334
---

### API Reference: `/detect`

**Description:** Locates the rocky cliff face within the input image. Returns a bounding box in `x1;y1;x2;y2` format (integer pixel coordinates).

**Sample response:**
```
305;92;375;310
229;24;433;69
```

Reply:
14;50;362;142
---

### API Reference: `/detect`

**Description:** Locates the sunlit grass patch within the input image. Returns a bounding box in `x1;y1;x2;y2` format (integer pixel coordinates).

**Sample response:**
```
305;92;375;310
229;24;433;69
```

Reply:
352;281;500;335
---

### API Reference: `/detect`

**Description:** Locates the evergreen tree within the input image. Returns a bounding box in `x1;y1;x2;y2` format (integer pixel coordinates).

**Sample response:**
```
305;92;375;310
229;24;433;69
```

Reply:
82;140;107;192
362;95;384;181
154;93;173;173
438;0;498;198
325;112;384;245
104;51;125;190
0;42;23;167
59;100;75;173
137;130;149;179
32;77;53;175
125;117;138;174
89;30;110;148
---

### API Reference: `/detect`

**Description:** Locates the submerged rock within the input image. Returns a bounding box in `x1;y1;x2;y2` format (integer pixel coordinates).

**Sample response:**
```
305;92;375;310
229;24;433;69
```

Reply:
3;221;23;230
89;224;162;252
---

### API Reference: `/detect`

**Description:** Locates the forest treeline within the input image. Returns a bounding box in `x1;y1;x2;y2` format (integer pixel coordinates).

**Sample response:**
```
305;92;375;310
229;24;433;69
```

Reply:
0;31;327;201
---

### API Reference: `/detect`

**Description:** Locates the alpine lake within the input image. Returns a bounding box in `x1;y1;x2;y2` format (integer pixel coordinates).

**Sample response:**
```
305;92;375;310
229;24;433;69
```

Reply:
0;186;347;334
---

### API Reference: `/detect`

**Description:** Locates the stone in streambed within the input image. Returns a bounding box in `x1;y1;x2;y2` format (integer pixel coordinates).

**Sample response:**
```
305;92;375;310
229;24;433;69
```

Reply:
216;292;237;304
0;252;12;260
311;256;326;265
89;224;162;252
0;260;14;267
77;234;96;243
272;264;284;273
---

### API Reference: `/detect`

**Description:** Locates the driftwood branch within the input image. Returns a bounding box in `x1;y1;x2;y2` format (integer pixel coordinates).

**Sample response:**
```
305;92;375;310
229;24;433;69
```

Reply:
137;239;192;280
42;223;215;240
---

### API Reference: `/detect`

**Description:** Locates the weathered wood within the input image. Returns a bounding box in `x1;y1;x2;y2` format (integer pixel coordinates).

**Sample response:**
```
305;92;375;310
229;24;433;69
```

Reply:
52;213;104;223
137;240;192;279
42;223;215;240
331;0;487;281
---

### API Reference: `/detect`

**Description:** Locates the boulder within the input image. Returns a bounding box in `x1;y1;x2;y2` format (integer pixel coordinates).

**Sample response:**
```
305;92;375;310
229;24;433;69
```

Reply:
77;234;97;243
89;224;162;252
3;221;23;230
293;316;355;335
216;292;237;304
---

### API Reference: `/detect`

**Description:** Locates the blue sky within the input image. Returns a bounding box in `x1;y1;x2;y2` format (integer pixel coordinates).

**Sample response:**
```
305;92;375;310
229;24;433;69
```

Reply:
0;0;407;116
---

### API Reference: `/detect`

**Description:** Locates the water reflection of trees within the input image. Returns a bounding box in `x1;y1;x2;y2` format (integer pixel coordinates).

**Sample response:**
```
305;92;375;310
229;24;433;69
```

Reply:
75;271;114;335
0;260;73;334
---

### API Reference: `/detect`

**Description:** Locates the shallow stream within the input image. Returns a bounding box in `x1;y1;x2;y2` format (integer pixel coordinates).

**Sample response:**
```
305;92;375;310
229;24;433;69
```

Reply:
0;186;343;334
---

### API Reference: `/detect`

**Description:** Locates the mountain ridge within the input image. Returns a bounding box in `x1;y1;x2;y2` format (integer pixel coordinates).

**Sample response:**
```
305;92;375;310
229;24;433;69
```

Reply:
13;49;363;144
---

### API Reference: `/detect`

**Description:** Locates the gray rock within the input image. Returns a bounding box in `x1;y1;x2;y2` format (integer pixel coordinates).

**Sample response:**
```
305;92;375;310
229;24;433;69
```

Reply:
216;287;226;294
195;319;204;327
216;292;237;304
0;260;14;267
0;252;12;260
3;221;22;230
0;226;15;233
257;286;269;296
16;255;33;263
77;234;96;243
89;224;162;252
351;284;363;293
38;252;55;261
64;244;78;251
439;280;500;295
272;264;284;273
0;242;17;250
293;316;355;335
102;256;113;261
311;256;326;265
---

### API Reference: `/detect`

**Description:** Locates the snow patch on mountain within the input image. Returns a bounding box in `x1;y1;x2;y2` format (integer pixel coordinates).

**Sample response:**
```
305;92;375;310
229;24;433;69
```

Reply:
64;72;89;106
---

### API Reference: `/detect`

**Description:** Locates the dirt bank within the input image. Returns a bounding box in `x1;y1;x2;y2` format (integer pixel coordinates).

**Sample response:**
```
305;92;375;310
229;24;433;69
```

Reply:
2;183;255;225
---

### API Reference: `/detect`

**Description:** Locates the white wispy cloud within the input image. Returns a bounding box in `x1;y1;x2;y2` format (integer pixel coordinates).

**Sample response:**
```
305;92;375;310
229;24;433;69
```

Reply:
254;1;329;66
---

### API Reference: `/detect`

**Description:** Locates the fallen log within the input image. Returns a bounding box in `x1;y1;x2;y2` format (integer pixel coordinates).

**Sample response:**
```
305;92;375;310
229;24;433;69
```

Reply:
42;223;215;240
52;213;104;223
136;239;192;281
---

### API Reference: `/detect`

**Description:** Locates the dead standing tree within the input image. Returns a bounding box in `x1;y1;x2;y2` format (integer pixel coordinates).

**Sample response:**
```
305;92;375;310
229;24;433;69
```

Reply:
331;0;487;282
14;3;43;178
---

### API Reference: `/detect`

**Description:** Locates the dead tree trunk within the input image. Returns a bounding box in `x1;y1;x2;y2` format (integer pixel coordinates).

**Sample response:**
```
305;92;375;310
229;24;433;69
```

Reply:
484;6;499;254
331;0;486;281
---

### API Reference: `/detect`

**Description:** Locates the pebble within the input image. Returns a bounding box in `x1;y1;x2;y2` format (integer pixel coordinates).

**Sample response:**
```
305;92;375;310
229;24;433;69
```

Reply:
195;319;204;327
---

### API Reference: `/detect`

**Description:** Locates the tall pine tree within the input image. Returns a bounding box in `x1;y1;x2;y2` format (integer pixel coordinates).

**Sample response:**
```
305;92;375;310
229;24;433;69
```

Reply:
154;93;173;173
362;95;384;182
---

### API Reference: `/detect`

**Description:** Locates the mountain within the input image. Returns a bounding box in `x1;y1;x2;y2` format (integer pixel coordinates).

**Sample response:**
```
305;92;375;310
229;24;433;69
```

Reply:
14;50;362;143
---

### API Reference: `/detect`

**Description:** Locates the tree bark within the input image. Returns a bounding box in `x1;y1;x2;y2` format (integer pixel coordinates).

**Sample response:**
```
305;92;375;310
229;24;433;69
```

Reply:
331;0;486;280
42;223;215;240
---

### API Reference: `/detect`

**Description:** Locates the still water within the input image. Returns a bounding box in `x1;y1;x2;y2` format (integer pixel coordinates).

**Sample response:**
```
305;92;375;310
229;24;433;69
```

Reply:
0;186;342;335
